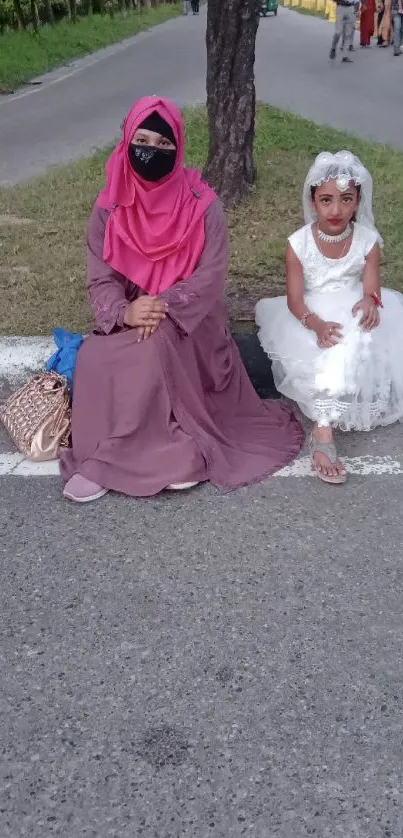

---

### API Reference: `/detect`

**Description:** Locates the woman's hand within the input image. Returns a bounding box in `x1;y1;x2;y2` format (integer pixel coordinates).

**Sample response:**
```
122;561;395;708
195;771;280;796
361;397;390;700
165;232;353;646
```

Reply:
314;320;343;349
136;324;158;342
124;296;168;331
352;297;380;331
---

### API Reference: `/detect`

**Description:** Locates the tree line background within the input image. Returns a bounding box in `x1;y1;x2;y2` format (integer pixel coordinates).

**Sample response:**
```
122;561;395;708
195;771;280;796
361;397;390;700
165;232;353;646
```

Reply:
0;0;176;34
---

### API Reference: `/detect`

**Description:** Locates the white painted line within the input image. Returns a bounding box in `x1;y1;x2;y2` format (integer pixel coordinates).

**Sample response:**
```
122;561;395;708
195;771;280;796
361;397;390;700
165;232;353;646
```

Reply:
12;458;60;477
0;453;401;479
0;452;24;475
277;454;403;477
1;453;58;476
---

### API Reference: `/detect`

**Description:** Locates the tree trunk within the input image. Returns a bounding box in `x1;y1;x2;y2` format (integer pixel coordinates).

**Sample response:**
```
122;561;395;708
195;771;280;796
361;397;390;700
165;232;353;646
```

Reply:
30;0;41;30
204;0;261;210
68;0;78;22
43;0;55;24
13;0;27;29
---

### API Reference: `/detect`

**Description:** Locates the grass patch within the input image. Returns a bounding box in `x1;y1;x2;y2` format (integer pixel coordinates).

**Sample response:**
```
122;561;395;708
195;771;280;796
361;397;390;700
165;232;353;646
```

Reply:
0;3;182;93
1;103;402;335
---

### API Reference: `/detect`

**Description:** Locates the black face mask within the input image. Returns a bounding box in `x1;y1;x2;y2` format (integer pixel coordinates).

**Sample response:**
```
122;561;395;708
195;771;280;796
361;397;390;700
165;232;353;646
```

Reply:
128;144;176;182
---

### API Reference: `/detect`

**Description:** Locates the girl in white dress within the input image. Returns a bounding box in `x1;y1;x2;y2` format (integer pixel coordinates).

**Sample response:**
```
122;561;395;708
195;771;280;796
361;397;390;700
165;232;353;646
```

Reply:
256;151;403;484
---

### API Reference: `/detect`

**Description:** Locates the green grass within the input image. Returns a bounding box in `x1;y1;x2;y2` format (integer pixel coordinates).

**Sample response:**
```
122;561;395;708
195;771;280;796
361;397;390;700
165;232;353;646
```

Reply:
1;104;402;335
0;3;182;93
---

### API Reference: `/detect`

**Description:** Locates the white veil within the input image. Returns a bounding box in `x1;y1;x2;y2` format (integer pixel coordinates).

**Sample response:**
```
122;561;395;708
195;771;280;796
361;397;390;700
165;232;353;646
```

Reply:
302;151;383;245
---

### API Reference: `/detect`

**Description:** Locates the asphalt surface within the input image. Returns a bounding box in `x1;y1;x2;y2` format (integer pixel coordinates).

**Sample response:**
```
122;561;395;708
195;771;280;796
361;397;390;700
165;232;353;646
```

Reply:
2;467;403;837
1;7;403;184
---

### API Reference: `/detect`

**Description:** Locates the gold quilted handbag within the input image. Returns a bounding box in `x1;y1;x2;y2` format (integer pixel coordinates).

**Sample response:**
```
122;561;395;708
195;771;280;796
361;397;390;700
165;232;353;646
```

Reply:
0;372;71;461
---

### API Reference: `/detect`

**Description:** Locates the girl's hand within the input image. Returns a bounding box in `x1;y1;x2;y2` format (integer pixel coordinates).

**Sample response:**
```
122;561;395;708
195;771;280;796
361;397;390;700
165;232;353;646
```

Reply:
314;320;343;349
124;296;168;329
352;297;380;330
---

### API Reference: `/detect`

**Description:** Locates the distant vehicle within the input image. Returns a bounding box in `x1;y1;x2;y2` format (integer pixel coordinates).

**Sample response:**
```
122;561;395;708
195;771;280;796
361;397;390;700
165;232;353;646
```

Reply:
260;0;278;15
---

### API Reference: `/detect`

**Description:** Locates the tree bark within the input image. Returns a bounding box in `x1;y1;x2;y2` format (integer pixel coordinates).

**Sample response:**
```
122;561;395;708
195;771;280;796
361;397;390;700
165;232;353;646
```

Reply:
30;0;41;30
43;0;55;24
68;0;78;22
204;0;261;210
13;0;27;29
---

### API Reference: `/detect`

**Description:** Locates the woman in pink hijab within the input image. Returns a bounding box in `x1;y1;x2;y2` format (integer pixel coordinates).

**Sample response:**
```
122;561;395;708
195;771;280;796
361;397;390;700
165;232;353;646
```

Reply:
61;96;303;502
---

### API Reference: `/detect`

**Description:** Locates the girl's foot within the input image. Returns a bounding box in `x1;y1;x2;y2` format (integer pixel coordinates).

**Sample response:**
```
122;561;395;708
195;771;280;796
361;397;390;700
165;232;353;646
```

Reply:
309;429;347;484
63;474;108;503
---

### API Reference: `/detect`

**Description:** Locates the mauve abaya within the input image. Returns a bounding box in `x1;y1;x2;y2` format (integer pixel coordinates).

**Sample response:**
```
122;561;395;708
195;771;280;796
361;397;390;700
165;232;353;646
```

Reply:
60;199;304;496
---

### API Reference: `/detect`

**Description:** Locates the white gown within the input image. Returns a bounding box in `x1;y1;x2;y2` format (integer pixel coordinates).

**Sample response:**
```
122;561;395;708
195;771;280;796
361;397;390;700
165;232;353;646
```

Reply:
255;222;403;430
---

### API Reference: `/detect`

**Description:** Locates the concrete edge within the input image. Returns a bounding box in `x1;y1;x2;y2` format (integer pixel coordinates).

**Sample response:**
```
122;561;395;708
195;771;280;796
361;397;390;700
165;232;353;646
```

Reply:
0;336;55;385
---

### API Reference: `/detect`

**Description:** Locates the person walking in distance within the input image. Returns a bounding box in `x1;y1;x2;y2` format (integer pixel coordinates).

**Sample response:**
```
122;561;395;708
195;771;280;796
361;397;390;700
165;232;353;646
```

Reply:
191;0;200;12
360;0;376;45
392;0;403;54
330;0;359;61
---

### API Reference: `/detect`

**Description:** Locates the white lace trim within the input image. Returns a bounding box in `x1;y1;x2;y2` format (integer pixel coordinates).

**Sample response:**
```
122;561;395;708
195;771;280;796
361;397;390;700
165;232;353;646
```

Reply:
314;397;403;431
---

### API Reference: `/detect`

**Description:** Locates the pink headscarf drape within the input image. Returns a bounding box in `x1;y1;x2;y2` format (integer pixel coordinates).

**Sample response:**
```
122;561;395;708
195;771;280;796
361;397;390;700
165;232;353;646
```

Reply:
96;96;217;296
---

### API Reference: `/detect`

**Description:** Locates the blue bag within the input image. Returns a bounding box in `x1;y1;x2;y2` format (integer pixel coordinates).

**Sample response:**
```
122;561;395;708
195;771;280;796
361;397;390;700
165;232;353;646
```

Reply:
45;328;84;396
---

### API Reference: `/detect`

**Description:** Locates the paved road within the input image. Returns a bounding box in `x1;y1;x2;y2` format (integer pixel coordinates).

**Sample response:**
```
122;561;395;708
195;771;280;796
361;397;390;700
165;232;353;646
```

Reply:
2;441;403;837
1;7;403;184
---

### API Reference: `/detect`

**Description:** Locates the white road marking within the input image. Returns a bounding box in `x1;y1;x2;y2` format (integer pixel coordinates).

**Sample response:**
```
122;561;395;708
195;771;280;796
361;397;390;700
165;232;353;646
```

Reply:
0;454;402;479
277;455;403;477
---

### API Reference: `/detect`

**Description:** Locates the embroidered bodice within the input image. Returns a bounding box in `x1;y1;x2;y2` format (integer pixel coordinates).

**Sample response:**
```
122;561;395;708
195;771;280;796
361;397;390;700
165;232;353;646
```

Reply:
288;222;378;293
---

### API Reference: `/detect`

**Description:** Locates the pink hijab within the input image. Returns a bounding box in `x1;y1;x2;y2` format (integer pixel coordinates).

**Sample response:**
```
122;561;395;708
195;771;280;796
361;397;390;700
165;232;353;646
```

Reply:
96;96;217;296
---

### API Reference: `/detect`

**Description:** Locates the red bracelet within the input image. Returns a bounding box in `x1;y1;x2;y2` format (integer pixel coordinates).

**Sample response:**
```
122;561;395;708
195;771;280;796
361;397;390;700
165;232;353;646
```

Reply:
369;291;383;308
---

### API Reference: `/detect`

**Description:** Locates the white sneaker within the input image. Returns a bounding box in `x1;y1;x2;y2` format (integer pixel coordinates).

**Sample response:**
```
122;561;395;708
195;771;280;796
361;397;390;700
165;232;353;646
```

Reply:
166;481;200;491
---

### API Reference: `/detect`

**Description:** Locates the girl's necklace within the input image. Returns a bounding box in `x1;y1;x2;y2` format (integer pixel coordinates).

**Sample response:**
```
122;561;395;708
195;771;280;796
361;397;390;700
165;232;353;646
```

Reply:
318;223;352;243
316;225;352;261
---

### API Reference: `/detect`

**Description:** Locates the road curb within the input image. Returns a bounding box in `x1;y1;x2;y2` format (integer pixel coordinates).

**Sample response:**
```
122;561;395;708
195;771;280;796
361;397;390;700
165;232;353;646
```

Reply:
0;333;276;399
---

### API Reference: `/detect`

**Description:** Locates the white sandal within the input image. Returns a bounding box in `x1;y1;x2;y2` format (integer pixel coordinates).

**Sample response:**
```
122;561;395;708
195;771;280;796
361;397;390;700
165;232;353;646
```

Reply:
309;433;347;485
